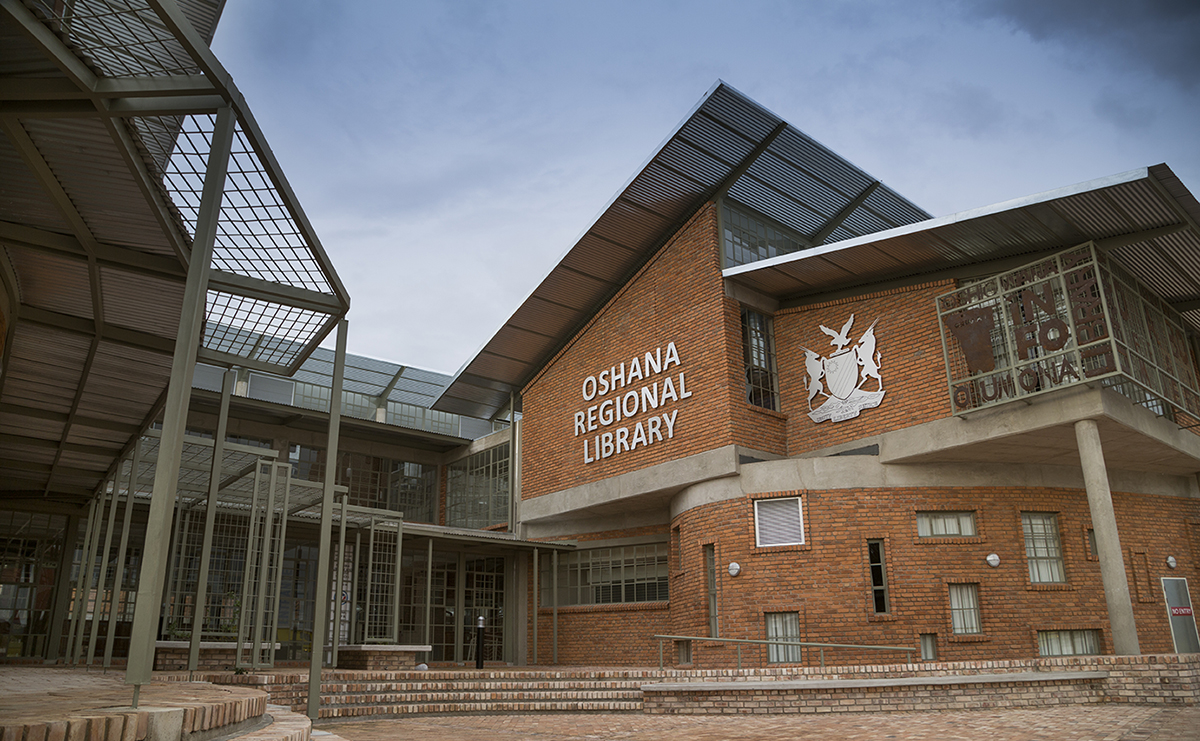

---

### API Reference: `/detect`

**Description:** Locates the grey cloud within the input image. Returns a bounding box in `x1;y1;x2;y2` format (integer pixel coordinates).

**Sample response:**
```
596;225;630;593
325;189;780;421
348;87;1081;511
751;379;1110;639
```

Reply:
972;0;1200;90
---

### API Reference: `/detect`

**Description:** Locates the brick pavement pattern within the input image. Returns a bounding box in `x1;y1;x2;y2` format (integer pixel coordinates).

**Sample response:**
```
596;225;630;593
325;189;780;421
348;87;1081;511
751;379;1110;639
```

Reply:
322;706;1200;741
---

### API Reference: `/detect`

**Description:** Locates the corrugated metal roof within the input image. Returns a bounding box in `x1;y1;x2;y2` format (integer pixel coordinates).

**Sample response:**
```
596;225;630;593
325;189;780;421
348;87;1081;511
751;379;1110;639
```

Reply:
434;81;931;419
724;166;1200;333
0;0;350;502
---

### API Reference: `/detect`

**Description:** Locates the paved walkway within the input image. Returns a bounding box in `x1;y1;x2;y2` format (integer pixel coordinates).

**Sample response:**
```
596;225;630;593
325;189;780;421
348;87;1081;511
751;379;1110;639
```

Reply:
321;705;1200;741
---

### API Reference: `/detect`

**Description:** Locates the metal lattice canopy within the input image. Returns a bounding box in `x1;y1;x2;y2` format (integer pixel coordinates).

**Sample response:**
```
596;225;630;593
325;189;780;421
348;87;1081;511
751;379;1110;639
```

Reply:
0;0;351;504
433;81;930;420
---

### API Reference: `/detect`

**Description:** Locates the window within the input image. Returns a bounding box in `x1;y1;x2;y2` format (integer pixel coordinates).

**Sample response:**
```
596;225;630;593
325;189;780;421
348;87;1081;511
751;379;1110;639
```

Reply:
917;511;977;537
765;612;803;663
920;633;937;660
754;497;804;547
722;201;807;268
1085;528;1098;559
1038;629;1099;656
446;443;510;529
741;308;779;411
704;544;718;637
676;640;692;664
1022;513;1066;583
949;583;981;634
868;540;889;613
540;544;669;606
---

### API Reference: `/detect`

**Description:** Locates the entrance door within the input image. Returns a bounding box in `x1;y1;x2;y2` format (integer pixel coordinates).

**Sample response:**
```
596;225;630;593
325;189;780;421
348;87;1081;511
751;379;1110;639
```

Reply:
1162;577;1200;653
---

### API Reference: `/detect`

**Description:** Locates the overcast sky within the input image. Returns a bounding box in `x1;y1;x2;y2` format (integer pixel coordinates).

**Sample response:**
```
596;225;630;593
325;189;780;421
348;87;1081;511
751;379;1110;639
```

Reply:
210;0;1200;377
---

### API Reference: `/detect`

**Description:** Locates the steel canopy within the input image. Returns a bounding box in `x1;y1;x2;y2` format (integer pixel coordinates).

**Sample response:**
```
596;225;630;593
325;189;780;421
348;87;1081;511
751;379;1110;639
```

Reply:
0;0;351;504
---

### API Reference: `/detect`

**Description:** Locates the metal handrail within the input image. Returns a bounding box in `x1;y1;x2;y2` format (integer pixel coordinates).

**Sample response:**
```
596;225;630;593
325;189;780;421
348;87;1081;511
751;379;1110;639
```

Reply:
652;633;915;670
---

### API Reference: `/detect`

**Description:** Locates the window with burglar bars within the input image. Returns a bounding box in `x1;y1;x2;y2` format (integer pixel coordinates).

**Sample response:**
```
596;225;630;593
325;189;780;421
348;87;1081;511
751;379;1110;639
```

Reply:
446;444;510;529
741;308;779;411
1022;513;1066;583
540;544;669;607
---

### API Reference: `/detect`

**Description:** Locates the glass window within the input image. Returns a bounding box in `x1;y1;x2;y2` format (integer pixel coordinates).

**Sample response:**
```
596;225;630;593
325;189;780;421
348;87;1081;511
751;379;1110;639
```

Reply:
917;511;977;537
741;308;779;411
1022;513;1066;583
540;544;669;607
1038;629;1099;656
765;612;803;663
723;201;807;268
446;443;510;529
755;497;804;547
949;583;981;634
868;540;889;614
920;633;937;660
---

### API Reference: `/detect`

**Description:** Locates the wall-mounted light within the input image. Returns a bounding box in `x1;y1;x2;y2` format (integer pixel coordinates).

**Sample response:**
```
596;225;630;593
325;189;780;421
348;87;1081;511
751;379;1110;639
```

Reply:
986;553;1001;568
728;562;741;577
1167;556;1178;569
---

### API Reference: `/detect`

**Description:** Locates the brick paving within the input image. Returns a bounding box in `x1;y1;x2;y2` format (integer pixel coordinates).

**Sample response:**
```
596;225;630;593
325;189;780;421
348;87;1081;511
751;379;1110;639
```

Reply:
321;705;1200;741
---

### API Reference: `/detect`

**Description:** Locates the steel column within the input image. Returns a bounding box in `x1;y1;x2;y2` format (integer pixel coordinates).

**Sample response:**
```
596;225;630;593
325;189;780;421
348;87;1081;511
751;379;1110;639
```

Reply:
46;514;80;663
332;493;347;667
71;494;101;664
307;318;346;720
105;443;140;669
125;105;235;694
551;549;558;665
188;368;235;673
392;520;404;644
423;538;433;656
87;481;121;664
532;548;538;665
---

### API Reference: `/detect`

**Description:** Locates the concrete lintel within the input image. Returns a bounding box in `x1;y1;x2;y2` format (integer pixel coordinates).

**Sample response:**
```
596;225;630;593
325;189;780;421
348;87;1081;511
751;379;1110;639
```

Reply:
879;386;1200;471
520;445;740;526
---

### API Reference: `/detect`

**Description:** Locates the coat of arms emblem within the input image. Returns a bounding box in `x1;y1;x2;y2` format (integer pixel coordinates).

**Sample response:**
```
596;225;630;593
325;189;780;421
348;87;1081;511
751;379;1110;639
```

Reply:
803;314;885;423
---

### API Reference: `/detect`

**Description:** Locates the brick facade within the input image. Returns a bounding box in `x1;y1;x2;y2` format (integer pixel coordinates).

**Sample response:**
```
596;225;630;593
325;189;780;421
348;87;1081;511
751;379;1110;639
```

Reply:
517;198;1200;670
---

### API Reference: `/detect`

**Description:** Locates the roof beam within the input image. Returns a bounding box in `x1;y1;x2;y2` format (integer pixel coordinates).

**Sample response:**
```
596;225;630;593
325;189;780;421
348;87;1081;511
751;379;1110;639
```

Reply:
0;96;224;117
1094;223;1190;253
0;220;186;280
0;402;142;435
0;432;118;458
0;0;98;92
20;305;176;355
810;181;881;245
208;270;347;315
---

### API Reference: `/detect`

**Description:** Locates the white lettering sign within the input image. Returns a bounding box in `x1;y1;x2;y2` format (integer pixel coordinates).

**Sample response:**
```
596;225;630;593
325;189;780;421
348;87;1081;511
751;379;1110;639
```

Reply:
573;342;692;464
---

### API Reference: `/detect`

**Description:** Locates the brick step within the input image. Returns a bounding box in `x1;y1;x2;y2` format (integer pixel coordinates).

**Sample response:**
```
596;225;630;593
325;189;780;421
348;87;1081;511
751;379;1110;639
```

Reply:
316;699;643;718
319;688;644;704
317;680;647;693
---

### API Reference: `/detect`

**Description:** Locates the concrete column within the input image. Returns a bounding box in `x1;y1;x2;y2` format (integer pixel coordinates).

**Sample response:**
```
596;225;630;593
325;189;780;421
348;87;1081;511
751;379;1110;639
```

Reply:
1074;418;1140;655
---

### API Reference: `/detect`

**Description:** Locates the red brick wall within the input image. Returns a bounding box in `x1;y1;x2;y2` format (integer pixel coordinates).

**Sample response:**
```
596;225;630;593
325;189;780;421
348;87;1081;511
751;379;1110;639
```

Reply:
533;603;670;666
776;281;953;456
521;204;741;499
659;486;1200;668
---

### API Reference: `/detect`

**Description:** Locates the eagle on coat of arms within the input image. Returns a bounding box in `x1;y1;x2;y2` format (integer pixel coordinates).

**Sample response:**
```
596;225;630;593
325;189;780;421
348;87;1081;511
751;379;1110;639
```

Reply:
802;314;886;423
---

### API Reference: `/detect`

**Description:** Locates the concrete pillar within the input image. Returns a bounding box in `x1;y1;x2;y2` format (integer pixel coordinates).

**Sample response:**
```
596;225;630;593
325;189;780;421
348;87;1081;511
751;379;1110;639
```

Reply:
1074;418;1140;655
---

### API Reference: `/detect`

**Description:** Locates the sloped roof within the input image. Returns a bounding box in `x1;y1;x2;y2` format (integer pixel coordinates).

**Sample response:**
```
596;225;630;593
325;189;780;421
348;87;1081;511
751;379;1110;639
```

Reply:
725;165;1200;332
433;82;930;419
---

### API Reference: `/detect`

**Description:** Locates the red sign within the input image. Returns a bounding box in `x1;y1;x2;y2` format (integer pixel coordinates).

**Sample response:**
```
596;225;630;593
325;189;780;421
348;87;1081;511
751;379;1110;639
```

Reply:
1171;606;1193;617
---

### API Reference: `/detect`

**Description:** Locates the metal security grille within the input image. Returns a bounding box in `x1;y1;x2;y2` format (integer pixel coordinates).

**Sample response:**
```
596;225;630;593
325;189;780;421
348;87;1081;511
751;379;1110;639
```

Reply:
741;308;778;411
0;511;68;659
1021;513;1066;584
541;544;669;607
446;444;510;529
235;462;293;669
